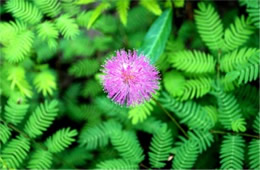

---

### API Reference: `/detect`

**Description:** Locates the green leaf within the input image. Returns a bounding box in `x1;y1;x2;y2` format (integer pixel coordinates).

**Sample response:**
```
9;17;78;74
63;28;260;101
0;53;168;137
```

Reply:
139;9;172;63
75;0;95;5
87;2;110;29
140;0;162;16
117;0;130;26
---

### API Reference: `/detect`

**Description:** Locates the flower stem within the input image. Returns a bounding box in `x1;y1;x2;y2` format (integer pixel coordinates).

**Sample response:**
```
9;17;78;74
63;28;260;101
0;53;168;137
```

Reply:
153;98;189;138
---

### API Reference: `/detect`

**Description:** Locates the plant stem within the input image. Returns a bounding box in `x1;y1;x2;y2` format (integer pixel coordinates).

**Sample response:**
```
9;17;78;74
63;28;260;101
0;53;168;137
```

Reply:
153;99;189;138
210;129;260;139
140;163;149;169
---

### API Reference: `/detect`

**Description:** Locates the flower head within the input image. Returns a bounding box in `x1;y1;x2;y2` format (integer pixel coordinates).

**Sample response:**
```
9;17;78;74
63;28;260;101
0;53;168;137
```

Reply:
101;50;160;106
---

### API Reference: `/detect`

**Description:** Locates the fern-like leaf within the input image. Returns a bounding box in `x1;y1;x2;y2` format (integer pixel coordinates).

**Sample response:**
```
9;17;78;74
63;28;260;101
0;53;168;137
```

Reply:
188;129;214;153
96;159;139;169
140;0;162;16
169;50;216;74
220;135;245;169
248;139;260;169
247;5;260;28
4;94;29;125
5;0;43;24
220;47;258;72
223;15;255;51
134;117;164;134
159;92;213;130
0;123;12;144
212;85;246;132
1;135;30;169
69;59;99;77
253;113;260;134
195;2;224;51
33;70;57;96
45;128;78;153
1;21;34;63
82;79;102;98
55;14;80;39
24;100;59;138
27;149;53;169
148;124;173;168
225;52;259;85
117;0;130;26
36;21;59;49
7;66;33;97
79;120;122;150
34;0;61;17
128;94;157;124
181;76;213;101
110;131;144;163
172;140;199;169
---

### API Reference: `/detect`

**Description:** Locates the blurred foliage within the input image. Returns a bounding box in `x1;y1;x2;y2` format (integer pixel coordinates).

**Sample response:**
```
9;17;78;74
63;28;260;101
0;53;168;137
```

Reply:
0;0;259;169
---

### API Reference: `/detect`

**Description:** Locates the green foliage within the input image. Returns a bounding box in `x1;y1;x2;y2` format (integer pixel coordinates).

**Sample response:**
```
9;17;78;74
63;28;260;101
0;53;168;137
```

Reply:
24;100;59;138
27;149;53;169
0;21;34;63
5;0;43;24
96;159;138;169
240;0;260;28
45;128;78;153
223;15;255;51
212;85;247;132
34;0;61;17
160;92;213;130
69;59;99;77
163;70;186;97
117;0;130;26
4;94;29;125
140;0;162;16
148;124;173;168
220;135;245;169
36;21;59;49
172;140;199;169
0;136;30;169
79;120;122;150
253;113;260;134
248;139;260;169
0;0;259;169
170;50;215;74
110;131;144;163
33;70;57;96
87;2;110;29
7;66;33;97
220;47;259;72
56;14;80;39
139;9;172;63
0;123;12;144
188;130;214;153
225;51;259;85
128;93;158;124
82;79;102;98
195;2;224;51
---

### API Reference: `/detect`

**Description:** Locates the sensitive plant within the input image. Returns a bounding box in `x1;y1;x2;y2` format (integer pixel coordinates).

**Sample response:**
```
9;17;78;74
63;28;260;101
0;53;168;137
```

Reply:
0;0;259;169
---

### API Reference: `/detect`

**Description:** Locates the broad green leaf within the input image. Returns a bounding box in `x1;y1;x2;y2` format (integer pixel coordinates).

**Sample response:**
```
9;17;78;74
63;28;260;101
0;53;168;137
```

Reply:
139;9;172;63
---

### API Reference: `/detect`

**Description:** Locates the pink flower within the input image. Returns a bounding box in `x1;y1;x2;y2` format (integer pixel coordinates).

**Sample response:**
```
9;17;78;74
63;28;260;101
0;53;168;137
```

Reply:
101;50;160;106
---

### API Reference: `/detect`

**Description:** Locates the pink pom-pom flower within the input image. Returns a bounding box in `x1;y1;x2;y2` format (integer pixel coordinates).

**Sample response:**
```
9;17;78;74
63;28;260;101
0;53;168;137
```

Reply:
101;50;160;106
